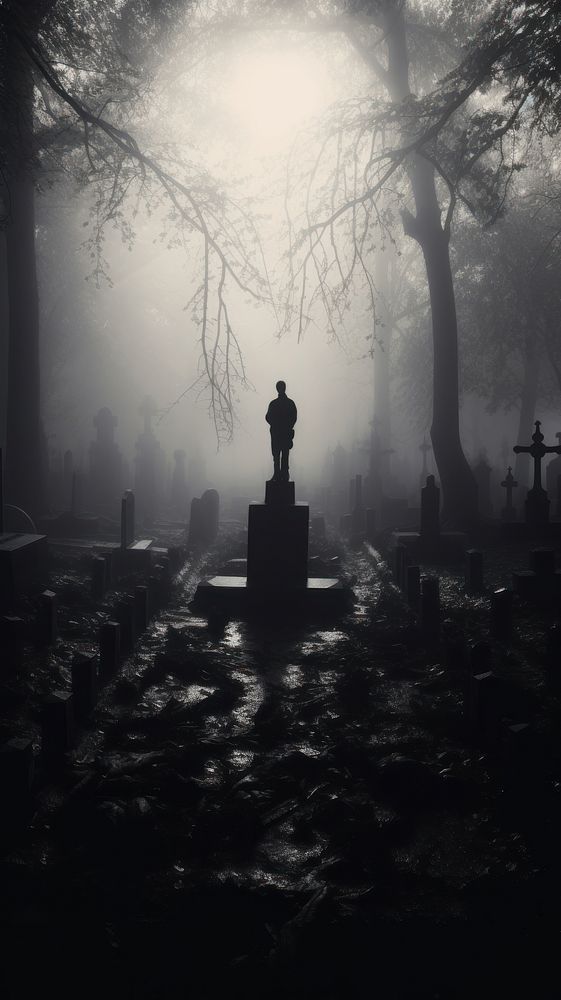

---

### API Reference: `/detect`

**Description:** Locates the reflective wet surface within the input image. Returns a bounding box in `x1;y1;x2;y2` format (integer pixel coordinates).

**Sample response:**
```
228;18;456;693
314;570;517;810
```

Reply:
2;532;561;997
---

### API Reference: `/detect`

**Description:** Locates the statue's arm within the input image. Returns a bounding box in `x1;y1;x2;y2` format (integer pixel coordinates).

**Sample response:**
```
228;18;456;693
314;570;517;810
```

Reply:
265;404;272;425
292;402;297;426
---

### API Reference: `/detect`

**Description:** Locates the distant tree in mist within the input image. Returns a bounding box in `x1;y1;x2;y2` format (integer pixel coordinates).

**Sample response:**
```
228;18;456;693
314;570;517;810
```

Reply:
0;0;270;513
210;0;561;524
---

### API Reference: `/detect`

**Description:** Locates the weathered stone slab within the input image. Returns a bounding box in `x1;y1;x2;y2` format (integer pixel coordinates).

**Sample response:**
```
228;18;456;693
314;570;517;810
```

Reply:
0;532;48;593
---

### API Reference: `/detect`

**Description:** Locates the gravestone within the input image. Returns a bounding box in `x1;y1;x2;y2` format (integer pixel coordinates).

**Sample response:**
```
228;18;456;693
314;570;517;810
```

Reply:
89;407;122;512
134;396;165;525
421;576;440;639
121;489;135;549
0;448;48;597
501;466;518;522
71;652;98;717
119;489;153;568
41;691;74;762
465;550;484;594
99;621;120;678
513;421;561;526
490;588;513;640
188;489;220;549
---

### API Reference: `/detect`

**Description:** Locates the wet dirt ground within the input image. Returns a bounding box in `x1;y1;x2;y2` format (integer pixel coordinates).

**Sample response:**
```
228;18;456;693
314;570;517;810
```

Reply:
2;528;561;999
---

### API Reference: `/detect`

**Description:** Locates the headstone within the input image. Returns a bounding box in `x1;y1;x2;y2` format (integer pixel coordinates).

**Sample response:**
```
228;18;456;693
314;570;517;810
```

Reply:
99;621;120;679
116;598;135;654
41;691;74;762
188;489;219;548
38;590;57;644
530;548;555;577
490;587;513;640
500;466;518;522
71;652;98;718
134;396;165;525
513;421;561;526
134;585;149;633
0;615;25;669
421;576;440;639
420;475;440;541
465;550;484;594
89;407;122;511
468;641;492;675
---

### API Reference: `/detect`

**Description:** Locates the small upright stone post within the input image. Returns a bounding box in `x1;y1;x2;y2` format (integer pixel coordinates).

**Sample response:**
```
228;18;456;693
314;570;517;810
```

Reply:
116;598;135;654
421;576;440;639
121;489;135;550
91;556;106;600
465;550;484;594
490;588;513;640
38;590;58;644
134;585;149;634
41;691;74;763
71;652;98;718
420;475;440;541
99;621;120;679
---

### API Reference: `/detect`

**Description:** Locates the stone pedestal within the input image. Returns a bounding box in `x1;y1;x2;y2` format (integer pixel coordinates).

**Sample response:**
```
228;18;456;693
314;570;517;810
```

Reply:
247;481;308;589
525;488;549;526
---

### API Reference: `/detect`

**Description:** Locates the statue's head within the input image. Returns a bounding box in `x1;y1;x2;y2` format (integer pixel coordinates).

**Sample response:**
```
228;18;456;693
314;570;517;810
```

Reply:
276;380;286;395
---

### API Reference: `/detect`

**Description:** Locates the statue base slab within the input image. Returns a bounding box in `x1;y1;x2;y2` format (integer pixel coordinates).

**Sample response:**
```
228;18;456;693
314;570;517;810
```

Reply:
247;501;308;588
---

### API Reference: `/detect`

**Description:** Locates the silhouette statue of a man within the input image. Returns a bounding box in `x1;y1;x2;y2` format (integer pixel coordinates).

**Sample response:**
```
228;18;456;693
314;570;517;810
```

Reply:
266;380;297;482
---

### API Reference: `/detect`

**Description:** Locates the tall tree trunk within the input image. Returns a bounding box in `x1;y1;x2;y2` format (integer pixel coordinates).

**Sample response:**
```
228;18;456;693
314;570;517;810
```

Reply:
373;249;392;475
380;4;477;526
514;330;539;489
3;33;43;517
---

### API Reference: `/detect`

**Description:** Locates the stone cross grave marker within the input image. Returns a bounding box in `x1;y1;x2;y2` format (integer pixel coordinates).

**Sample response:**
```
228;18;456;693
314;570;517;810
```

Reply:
501;466;518;522
513;421;561;525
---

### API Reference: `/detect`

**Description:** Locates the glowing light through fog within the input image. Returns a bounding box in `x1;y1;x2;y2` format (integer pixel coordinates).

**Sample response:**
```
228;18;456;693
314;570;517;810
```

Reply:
223;49;332;149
